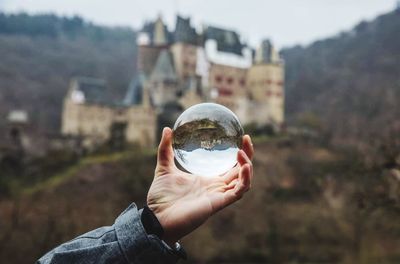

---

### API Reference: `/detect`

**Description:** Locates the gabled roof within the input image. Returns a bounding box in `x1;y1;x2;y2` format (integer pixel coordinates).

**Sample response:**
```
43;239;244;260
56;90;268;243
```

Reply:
72;77;108;104
138;46;163;77
124;72;146;106
204;26;244;55
150;50;177;82
174;15;198;45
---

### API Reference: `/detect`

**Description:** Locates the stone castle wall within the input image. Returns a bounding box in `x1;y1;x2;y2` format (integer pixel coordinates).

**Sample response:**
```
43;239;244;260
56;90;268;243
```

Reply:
62;98;156;149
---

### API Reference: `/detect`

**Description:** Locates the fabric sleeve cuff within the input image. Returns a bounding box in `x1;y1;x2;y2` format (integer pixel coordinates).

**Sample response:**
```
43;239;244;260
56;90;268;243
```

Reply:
114;203;181;264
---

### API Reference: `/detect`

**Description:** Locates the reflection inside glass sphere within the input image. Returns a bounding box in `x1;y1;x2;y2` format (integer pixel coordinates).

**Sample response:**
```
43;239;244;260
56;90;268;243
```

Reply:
173;103;244;177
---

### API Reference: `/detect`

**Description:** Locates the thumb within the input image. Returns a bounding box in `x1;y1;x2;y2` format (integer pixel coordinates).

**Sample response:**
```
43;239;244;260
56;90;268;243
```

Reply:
156;127;175;172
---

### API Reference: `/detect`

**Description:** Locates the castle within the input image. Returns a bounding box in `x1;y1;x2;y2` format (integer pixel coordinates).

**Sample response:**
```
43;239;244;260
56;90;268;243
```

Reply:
61;15;284;149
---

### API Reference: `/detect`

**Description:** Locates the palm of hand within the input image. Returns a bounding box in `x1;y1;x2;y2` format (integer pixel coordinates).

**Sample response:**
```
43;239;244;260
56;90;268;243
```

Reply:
147;128;253;244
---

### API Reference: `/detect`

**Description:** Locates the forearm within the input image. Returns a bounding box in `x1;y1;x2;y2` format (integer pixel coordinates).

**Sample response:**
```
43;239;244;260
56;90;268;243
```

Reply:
37;203;181;264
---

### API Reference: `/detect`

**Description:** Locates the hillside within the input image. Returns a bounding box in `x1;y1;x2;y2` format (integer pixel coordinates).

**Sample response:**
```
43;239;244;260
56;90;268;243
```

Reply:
0;13;137;131
1;137;400;263
282;8;400;148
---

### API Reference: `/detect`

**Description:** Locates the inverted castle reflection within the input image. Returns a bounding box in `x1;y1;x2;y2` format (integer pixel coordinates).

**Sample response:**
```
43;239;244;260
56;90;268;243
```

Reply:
173;103;243;177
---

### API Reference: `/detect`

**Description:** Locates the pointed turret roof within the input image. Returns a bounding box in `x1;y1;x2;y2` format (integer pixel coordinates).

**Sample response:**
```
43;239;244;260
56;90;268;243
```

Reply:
71;77;109;104
154;16;169;46
150;50;177;82
174;15;198;45
139;15;172;46
124;72;147;105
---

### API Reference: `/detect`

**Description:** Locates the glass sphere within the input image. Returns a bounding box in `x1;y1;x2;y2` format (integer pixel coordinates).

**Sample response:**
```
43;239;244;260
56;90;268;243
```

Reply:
173;103;244;177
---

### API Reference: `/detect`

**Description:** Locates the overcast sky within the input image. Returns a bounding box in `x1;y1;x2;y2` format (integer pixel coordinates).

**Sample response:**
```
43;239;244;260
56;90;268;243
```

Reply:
0;0;397;48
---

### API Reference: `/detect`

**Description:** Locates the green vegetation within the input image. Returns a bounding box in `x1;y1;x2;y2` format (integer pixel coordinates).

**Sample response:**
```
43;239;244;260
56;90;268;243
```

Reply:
0;13;133;41
243;122;277;137
1;137;400;263
282;9;400;153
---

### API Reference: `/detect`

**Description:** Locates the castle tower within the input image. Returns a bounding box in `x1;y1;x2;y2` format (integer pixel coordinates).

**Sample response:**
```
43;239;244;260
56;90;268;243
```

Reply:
136;16;170;76
170;15;199;82
247;39;284;125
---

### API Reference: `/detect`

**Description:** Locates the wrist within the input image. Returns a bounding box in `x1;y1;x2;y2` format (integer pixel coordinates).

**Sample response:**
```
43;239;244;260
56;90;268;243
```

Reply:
141;206;164;238
140;206;187;259
141;206;177;246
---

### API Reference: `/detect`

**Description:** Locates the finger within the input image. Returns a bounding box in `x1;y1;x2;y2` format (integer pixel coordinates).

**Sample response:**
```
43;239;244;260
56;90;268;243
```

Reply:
234;163;251;195
220;164;239;184
221;150;251;184
157;127;175;169
225;178;238;190
237;150;253;187
242;135;254;160
223;163;251;206
248;160;253;188
237;149;252;167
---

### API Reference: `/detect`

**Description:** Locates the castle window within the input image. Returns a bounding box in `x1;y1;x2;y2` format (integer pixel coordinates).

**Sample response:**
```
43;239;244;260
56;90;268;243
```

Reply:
215;75;223;83
276;92;283;97
277;80;284;86
227;77;234;85
266;79;272;85
218;88;233;96
266;90;272;97
239;79;246;87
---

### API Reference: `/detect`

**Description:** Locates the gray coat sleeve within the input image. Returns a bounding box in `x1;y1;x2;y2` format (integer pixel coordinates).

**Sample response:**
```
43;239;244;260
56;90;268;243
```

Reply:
37;203;180;264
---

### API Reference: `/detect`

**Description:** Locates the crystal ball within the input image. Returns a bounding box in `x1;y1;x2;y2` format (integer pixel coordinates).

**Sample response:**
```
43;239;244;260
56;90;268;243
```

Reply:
172;103;244;177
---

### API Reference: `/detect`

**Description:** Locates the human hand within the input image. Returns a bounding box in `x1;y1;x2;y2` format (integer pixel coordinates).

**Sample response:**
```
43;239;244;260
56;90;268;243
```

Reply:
147;127;254;245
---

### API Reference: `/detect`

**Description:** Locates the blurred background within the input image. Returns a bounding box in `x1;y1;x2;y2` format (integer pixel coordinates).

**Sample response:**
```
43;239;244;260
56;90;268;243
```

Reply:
1;1;400;263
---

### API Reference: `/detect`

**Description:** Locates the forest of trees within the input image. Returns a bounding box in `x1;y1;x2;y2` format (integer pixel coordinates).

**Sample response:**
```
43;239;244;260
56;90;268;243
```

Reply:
282;8;400;163
282;9;400;171
0;12;137;130
0;12;134;42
